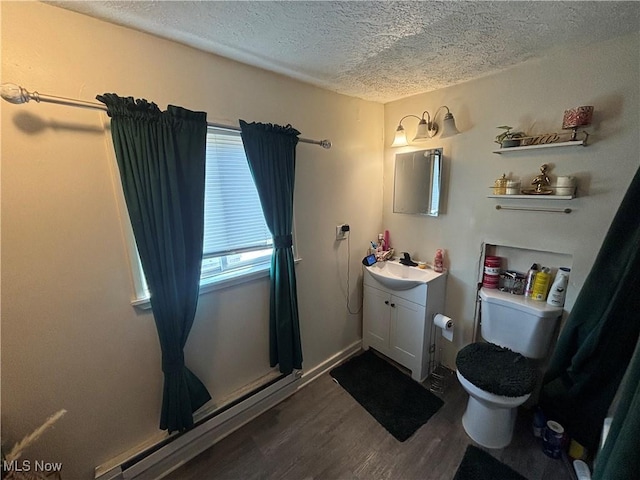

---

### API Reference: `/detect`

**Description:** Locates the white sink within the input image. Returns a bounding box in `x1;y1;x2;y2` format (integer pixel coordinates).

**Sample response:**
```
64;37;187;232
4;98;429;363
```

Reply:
365;261;442;290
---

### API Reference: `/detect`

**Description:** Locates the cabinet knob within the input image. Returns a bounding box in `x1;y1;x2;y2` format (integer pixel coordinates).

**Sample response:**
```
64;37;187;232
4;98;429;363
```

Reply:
390;303;396;308
384;300;390;305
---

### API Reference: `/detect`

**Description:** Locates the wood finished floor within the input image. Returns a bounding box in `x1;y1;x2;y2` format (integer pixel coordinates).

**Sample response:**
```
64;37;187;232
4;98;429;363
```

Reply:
166;366;576;480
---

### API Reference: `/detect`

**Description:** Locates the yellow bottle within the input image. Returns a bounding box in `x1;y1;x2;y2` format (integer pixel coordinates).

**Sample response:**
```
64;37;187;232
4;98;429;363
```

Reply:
531;268;551;301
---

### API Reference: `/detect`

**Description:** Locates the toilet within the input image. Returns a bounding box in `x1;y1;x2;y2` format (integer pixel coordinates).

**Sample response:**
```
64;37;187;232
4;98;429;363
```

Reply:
456;287;562;449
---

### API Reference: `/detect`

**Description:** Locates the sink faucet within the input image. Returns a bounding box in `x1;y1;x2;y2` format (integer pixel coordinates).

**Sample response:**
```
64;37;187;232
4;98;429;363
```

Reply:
399;252;418;267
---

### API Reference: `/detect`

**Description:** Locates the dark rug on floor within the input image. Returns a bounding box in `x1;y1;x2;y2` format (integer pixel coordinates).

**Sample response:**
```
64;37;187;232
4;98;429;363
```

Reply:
453;445;528;480
329;350;444;441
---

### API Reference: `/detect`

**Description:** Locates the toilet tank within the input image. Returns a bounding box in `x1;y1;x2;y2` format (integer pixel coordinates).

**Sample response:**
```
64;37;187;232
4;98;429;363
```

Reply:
479;288;563;359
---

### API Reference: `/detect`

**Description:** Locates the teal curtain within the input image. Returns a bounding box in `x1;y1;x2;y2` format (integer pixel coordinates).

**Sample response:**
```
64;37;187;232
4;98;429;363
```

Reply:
97;94;211;433
593;340;640;480
540;165;640;452
239;120;303;374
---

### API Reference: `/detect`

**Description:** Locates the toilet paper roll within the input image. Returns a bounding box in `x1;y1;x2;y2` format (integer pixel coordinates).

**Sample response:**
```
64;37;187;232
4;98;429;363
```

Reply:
434;313;454;342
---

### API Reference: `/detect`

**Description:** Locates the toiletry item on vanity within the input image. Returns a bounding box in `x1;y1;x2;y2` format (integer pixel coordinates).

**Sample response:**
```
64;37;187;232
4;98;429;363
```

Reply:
547;267;571;307
524;263;538;298
383;230;390;251
377;233;385;255
434;249;444;273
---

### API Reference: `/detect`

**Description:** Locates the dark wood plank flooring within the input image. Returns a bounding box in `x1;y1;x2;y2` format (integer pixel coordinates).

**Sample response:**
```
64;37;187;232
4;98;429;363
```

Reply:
166;365;576;480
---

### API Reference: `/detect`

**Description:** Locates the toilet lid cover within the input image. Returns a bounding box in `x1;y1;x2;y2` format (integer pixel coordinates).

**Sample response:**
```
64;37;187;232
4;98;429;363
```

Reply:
456;342;537;397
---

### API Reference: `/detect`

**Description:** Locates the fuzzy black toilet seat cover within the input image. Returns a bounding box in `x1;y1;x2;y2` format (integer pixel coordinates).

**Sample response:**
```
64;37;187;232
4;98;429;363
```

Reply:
456;342;537;397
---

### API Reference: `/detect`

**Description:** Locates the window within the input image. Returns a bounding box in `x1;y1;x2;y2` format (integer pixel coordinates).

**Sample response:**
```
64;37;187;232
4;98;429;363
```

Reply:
131;127;274;305
200;128;273;283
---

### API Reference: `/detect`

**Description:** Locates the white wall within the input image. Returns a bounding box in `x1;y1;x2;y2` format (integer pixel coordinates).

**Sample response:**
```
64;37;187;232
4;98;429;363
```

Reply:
1;3;383;478
383;32;640;367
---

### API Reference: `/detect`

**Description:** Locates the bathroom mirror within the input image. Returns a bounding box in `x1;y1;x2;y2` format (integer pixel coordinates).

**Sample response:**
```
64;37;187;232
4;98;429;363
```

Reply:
393;148;443;216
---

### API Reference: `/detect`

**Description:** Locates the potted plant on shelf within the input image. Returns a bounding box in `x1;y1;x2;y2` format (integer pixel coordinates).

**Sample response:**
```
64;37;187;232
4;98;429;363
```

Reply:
495;126;526;148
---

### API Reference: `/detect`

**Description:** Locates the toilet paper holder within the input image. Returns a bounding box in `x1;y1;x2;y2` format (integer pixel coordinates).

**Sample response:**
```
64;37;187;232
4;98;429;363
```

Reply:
429;313;455;394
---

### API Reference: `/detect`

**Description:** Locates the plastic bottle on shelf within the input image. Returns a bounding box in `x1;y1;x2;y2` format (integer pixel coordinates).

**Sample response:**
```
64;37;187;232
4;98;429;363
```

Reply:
547;267;571;307
524;263;538;298
531;267;551;301
482;256;501;289
434;249;444;273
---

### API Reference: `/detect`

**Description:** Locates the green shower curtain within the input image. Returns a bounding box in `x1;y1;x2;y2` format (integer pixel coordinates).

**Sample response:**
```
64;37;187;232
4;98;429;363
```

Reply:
97;94;211;433
593;340;640;480
541;164;640;457
239;120;303;375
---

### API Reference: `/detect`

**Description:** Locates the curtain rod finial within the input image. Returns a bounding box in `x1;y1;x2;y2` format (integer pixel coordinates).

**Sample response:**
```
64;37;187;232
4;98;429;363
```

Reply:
1;83;34;104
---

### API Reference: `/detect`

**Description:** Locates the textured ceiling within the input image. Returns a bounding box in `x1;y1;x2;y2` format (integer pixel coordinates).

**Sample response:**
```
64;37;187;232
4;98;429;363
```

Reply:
47;1;640;103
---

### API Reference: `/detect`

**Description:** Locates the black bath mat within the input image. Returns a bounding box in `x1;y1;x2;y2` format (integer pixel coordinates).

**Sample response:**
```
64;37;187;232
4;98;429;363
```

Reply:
329;350;443;441
453;445;528;480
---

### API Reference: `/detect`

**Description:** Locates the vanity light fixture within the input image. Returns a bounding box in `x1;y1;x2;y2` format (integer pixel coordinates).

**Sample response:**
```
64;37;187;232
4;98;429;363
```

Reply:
391;106;460;147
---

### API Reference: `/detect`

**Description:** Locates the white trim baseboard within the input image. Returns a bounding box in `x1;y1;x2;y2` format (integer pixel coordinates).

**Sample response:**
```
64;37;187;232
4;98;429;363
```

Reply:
298;340;362;388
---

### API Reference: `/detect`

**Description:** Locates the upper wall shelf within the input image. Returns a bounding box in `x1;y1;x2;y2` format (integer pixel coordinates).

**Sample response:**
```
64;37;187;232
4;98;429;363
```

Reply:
493;139;586;154
487;194;574;200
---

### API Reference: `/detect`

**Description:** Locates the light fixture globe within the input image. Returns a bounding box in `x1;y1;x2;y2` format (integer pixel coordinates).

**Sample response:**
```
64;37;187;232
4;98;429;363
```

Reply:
439;112;460;138
413;119;430;142
391;124;408;147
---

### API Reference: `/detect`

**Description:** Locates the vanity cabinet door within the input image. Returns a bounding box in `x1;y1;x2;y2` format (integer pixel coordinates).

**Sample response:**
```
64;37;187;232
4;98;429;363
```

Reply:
363;285;391;353
389;296;426;376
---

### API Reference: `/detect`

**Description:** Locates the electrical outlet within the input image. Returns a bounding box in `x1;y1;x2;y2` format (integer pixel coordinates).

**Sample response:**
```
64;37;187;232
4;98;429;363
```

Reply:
336;224;350;240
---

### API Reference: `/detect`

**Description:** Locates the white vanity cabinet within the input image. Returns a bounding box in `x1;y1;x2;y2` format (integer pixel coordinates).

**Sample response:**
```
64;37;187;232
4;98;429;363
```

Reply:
362;266;447;382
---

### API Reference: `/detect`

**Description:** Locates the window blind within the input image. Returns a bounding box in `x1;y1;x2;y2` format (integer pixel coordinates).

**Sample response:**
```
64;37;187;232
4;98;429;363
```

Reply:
203;128;272;258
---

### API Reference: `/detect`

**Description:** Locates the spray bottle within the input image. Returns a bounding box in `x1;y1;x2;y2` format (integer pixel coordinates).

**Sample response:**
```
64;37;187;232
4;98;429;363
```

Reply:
524;263;538;298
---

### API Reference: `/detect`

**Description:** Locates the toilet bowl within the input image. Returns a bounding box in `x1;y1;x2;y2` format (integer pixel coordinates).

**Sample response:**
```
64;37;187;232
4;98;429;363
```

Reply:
457;370;531;448
456;288;562;448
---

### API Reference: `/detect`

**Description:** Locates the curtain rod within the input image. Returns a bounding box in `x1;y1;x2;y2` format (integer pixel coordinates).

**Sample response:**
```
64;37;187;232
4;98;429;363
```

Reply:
1;83;332;149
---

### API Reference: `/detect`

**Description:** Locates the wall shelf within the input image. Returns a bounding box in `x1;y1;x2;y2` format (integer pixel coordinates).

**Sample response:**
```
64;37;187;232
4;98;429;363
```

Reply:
488;128;584;213
492;139;586;154
487;194;574;200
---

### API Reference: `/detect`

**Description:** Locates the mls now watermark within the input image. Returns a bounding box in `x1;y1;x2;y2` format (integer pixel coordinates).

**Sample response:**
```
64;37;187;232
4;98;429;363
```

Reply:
3;459;63;474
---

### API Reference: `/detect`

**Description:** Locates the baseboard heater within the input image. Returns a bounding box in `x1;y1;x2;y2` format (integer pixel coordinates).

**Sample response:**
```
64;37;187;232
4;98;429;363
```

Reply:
95;371;301;480
95;340;362;480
